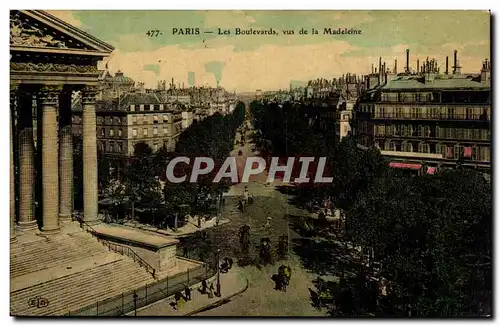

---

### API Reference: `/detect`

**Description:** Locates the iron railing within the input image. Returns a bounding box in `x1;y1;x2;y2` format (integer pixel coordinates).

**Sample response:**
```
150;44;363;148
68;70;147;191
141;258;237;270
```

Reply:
74;215;156;278
65;262;214;316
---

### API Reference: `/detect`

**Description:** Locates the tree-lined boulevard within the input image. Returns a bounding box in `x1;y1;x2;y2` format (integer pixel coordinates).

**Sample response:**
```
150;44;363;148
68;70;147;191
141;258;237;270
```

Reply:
86;99;491;317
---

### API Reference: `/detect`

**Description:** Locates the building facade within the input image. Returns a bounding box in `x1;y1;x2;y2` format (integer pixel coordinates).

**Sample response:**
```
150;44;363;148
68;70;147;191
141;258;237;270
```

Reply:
72;93;189;159
355;53;491;173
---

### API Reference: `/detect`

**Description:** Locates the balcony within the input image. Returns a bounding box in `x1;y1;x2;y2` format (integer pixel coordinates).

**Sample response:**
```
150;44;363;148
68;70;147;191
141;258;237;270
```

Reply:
370;113;490;122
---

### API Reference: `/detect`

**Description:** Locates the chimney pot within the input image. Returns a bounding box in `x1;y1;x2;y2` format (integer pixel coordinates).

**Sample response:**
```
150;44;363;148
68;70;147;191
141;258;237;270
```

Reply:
405;49;410;73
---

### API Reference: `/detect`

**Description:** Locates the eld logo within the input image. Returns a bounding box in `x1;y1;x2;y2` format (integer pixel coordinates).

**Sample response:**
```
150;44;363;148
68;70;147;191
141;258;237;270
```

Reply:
28;296;49;308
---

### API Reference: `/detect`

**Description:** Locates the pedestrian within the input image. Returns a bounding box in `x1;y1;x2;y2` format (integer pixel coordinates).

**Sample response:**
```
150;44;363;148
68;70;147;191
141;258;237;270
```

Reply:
227;257;233;269
173;292;181;310
185;285;191;301
200;279;207;294
208;283;214;299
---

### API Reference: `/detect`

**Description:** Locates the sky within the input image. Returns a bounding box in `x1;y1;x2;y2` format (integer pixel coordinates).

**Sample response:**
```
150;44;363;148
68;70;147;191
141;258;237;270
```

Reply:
49;10;491;92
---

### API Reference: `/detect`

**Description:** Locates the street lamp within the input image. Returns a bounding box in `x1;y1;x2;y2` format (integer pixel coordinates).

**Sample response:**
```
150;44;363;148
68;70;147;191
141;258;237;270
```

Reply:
215;248;221;297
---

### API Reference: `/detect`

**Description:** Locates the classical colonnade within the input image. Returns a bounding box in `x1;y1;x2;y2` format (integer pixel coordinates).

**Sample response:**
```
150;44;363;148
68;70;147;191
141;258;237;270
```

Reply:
10;83;99;242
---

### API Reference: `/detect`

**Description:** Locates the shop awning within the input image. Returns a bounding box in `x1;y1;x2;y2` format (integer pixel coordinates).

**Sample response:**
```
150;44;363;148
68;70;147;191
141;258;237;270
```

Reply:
389;162;422;170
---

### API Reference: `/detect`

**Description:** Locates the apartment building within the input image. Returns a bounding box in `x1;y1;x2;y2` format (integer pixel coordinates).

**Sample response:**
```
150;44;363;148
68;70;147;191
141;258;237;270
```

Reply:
72;93;188;159
355;51;491;173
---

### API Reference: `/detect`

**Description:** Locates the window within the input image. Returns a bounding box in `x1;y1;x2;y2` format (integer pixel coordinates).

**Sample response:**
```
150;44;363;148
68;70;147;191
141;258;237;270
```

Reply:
132;128;138;137
153;127;158;135
164;127;168;135
402;141;413;152
150;104;154;111
118;142;123;153
454;144;463;160
446;128;452;139
430;107;438;119
390;141;396;151
472;146;478;161
99;142;105;152
483;147;490;162
130;104;135;112
154;143;159;151
160;104;164;111
417;125;424;137
411;107;419;119
481;129;489;140
436;143;446;157
396;107;403;118
100;128;105;136
143;128;148;136
139;104;144;111
108;141;114;152
109;129;114;137
118;129;122;137
415;93;421;102
154;115;159;123
447;107;456;119
143;115;148;124
164;114;169;122
436;126;441;138
418;142;429;153
132;116;137;124
424;126;431;137
384;140;391;150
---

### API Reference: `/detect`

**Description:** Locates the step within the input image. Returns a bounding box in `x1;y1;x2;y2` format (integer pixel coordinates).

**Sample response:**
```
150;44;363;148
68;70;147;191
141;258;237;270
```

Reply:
11;260;153;316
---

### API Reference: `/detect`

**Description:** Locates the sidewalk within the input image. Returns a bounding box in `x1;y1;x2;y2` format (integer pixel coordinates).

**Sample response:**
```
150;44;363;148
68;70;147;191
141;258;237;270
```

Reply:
128;267;248;316
122;217;231;238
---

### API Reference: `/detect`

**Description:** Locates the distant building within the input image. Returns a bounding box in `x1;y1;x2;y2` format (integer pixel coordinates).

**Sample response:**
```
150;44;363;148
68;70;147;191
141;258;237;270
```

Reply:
98;70;135;100
72;93;187;162
355;50;491;174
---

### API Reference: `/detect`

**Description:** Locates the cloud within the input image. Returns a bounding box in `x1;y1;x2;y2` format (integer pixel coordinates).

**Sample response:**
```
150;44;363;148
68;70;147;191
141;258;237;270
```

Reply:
47;10;490;92
47;10;82;27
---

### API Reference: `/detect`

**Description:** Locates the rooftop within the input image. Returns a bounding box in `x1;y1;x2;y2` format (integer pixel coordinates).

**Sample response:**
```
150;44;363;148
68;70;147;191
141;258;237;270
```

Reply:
382;74;490;91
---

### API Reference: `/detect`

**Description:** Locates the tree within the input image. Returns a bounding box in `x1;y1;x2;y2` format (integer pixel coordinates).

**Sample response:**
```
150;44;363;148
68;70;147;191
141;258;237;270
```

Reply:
347;169;492;316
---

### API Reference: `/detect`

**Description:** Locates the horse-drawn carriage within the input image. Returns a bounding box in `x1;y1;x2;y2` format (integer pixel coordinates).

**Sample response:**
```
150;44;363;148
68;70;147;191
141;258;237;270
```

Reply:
273;265;292;292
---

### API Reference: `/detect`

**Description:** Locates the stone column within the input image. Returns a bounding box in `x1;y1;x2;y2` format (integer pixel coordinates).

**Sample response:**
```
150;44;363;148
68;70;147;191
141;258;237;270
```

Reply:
59;89;73;222
18;129;37;230
82;86;99;224
10;84;18;242
17;91;37;230
39;85;61;234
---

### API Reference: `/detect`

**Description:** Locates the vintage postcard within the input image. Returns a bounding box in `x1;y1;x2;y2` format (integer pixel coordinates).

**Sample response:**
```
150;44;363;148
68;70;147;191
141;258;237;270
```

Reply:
9;10;491;317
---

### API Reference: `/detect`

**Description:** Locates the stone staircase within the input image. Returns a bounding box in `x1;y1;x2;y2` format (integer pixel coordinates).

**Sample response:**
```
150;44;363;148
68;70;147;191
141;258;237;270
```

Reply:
10;257;153;316
10;232;104;279
10;226;155;316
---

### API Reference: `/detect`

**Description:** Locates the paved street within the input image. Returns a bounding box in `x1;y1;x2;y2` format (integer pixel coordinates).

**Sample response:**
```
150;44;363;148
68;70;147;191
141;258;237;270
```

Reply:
186;119;329;316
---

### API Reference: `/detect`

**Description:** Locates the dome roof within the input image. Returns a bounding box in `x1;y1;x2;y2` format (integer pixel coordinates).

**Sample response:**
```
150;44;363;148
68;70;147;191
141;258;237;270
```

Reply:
106;70;135;85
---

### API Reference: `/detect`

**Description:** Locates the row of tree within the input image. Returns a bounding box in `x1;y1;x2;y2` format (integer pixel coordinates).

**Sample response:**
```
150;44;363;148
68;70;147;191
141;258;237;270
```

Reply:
73;102;246;228
250;99;492;316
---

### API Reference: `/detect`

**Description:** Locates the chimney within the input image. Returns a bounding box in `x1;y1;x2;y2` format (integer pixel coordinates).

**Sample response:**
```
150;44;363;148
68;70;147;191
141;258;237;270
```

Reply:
394;59;397;74
371;63;374;74
445;56;449;74
453;50;458;74
379;57;382;76
405;49;410;73
417;59;420;73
